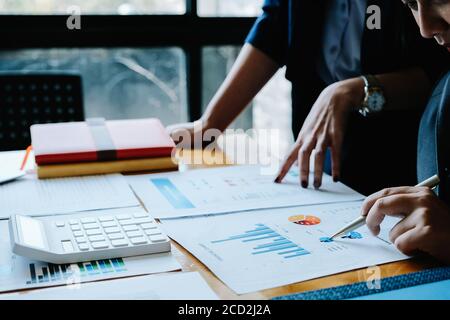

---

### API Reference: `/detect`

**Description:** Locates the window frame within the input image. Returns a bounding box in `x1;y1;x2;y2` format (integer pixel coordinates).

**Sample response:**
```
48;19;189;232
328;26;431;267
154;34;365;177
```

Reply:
0;0;256;121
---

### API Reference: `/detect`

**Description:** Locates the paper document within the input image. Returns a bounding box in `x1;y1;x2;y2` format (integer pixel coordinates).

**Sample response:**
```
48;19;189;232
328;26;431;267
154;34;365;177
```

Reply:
160;203;408;294
128;165;364;219
1;272;218;300
0;219;181;293
0;174;139;218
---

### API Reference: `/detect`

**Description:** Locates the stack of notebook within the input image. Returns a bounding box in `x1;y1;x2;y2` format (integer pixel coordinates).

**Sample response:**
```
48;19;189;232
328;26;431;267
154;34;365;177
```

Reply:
31;118;178;179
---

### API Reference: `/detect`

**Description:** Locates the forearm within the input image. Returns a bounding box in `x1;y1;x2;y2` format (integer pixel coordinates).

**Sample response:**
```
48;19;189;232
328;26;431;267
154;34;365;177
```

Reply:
201;43;280;132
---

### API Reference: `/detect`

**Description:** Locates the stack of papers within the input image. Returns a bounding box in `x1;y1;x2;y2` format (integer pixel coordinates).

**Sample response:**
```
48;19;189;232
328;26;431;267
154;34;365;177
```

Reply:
1;272;217;300
159;203;407;294
0;173;139;218
127;165;364;219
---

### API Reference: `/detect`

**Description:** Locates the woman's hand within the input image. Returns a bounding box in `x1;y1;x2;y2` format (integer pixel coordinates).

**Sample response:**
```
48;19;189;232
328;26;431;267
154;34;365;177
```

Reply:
275;77;365;188
362;187;450;263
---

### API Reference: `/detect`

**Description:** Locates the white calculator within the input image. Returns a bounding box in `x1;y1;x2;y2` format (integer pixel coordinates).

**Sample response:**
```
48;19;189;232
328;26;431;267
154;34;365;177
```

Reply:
9;209;171;264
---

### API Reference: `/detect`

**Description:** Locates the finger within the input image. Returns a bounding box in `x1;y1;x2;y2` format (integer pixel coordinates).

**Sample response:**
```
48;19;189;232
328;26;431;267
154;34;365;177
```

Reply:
313;145;326;189
299;144;313;188
330;135;343;182
389;213;417;244
275;144;300;183
394;226;424;256
361;186;429;217
365;194;417;236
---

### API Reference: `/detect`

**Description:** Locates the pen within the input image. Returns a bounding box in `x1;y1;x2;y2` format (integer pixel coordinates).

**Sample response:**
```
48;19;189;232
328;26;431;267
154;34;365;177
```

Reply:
329;175;441;240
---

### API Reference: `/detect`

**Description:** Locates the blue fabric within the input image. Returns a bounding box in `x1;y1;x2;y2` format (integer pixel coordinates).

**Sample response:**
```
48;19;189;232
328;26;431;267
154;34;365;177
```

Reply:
418;71;450;203
317;0;367;84
272;267;450;300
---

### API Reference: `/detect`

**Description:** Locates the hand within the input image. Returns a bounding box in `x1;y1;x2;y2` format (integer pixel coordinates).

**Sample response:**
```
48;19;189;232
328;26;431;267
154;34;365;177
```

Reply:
166;120;220;149
275;77;365;188
362;187;450;263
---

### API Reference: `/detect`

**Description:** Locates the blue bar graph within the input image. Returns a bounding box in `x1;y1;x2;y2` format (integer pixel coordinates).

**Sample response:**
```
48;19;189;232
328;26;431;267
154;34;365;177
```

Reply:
211;224;310;259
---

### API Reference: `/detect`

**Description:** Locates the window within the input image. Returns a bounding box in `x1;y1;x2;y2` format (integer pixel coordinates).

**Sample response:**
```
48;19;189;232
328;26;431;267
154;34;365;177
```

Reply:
1;0;293;155
0;0;185;14
198;0;262;17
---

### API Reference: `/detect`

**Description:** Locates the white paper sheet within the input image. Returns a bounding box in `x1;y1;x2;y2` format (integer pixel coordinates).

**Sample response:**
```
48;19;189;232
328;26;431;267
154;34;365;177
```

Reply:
160;203;408;294
0;219;181;293
0;173;140;218
1;272;218;300
127;165;364;219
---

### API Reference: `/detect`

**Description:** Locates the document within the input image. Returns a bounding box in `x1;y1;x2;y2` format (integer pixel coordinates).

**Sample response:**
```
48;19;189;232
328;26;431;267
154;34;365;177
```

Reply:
0;173;140;218
1;272;218;300
128;165;364;219
159;203;408;294
0;220;181;293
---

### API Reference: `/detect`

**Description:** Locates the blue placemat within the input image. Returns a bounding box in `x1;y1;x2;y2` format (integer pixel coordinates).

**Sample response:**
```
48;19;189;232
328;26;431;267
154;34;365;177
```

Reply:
272;267;450;300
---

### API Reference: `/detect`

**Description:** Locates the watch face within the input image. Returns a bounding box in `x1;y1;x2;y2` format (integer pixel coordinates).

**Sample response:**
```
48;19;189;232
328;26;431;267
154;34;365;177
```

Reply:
367;91;385;112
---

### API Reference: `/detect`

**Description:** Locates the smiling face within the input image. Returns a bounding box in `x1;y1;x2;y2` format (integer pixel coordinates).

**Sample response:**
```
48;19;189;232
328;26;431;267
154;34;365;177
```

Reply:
403;0;450;51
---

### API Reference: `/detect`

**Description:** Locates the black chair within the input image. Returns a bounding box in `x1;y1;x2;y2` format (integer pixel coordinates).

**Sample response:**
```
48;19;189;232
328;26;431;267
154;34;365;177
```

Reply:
0;72;84;151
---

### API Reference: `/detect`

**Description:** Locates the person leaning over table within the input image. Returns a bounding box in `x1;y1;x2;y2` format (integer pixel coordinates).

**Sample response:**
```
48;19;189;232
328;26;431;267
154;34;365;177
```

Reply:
362;0;450;264
168;0;449;195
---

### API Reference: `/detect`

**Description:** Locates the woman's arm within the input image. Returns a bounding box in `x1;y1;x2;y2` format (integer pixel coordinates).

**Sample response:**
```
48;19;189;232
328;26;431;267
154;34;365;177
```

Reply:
202;43;280;131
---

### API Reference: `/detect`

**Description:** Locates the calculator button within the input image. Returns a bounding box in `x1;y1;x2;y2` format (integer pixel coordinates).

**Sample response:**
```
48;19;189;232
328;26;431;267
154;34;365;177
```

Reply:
73;231;84;237
141;223;157;230
104;227;121;234
145;229;162;236
75;237;87;244
111;239;129;247
149;235;168;243
133;212;149;218
55;221;65;227
61;240;74;253
78;243;90;251
80;218;96;224
108;233;124;240
119;220;136;226
126;231;143;238
122;225;139;232
83;223;99;230
130;237;148;245
89;235;105;242
98;216;114;222
69;219;79;225
86;229;102;236
91;241;109;249
70;224;81;231
134;218;154;224
116;214;132;220
101;221;117;228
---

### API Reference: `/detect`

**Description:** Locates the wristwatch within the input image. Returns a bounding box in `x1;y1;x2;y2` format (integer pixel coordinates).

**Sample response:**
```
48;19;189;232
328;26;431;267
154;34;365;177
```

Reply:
359;75;386;117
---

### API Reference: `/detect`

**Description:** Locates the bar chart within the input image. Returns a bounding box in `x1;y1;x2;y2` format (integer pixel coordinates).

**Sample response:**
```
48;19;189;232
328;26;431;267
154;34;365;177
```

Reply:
26;258;127;285
211;224;310;259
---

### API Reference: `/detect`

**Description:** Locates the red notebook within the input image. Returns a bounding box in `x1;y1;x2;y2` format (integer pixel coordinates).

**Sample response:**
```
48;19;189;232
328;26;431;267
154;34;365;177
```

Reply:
31;118;176;165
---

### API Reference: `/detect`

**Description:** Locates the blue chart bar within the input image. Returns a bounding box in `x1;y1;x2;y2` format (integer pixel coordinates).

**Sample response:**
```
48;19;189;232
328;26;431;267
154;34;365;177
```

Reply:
26;263;75;285
151;178;195;209
211;224;310;259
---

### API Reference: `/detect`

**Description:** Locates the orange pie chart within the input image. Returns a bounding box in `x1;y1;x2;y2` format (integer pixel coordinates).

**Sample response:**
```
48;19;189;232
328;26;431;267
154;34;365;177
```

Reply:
289;215;321;226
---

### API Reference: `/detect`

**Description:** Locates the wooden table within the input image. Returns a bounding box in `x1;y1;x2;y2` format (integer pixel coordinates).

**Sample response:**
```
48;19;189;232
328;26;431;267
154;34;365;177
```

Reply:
171;147;442;300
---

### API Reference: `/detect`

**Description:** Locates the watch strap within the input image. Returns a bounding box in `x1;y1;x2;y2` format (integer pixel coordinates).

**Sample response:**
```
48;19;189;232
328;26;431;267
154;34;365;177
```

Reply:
361;74;381;88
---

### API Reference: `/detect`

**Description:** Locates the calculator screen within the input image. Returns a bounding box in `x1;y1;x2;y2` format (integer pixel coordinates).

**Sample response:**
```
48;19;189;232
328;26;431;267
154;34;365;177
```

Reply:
17;216;47;250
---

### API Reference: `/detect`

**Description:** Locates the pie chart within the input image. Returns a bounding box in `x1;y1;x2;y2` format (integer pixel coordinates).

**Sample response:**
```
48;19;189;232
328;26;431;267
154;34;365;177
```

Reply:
288;215;321;226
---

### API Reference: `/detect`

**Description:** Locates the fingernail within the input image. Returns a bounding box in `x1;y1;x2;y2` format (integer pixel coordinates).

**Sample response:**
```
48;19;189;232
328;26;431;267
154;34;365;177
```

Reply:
274;177;281;183
333;176;339;183
314;182;321;189
301;181;308;188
